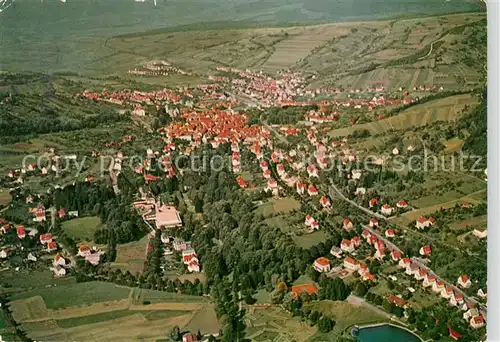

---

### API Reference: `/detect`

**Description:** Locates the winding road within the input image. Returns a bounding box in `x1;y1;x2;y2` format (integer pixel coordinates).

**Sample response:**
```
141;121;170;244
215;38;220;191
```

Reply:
329;179;385;220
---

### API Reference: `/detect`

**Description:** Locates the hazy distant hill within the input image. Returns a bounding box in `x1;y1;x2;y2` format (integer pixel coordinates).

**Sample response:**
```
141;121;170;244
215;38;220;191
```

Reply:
0;0;482;73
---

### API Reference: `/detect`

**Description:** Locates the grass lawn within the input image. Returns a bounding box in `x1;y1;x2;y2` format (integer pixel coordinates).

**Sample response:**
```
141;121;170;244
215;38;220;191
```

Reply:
184;304;221;335
253;289;270;304
0;188;11;206
442;138;464;153
264;215;290;231
9;282;131;309
409;289;441;310
254;330;279;341
294;231;327;249
369;279;392;297
448;215;487;230
293;274;314;285
257;197;300;216
61;216;103;241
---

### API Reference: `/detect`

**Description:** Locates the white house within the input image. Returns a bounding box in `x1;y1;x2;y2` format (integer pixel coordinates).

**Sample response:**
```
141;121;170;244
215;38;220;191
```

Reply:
464;307;479;321
381;204;393;216
441;286;454;300
0;249;8;259
398;257;410;268
473;228;487;239
187;260;200;272
415;217;430;229
313;257;331;273
344;257;359;271
457;275;472;288
432;280;445;293
450;292;465;307
355;187;366;196
340;239;354;253
330;246;343;259
343;219;354;231
52;254;66;267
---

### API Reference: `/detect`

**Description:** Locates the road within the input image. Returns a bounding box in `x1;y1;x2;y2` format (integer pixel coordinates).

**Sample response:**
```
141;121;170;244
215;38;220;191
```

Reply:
362;225;402;254
329;179;385;220
420;38;442;60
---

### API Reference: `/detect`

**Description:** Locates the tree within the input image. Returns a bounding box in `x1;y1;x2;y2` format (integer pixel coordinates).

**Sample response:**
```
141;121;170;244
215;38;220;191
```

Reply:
169;325;181;341
317;316;335;333
354;283;367;297
309;310;321;325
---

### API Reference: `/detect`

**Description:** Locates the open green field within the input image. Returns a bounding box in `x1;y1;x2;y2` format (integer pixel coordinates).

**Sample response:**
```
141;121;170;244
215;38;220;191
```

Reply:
9;282;131;310
409;289;441;311
0;270;76;290
253;289;271;304
256;197;301;216
0;188;11;206
62;216;103;241
111;235;149;274
293;230;328;249
449;215;487;231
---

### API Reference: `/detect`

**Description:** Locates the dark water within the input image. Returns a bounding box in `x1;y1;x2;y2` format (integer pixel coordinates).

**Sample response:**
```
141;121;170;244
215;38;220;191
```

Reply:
355;324;422;342
0;0;482;72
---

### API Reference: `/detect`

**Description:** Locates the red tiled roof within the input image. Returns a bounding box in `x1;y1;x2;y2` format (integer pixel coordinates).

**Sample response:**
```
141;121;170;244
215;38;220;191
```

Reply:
291;283;318;297
387;295;408;307
344;256;358;265
472;315;485;324
315;257;330;266
449;327;462;340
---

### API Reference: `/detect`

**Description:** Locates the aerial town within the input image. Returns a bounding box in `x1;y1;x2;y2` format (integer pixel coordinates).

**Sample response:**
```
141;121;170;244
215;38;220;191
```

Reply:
0;6;488;342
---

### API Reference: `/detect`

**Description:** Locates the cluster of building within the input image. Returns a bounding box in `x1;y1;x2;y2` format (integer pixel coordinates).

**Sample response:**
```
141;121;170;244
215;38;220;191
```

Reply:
77;244;105;266
134;198;183;230
398;258;485;329
155;234;200;273
128;60;190;77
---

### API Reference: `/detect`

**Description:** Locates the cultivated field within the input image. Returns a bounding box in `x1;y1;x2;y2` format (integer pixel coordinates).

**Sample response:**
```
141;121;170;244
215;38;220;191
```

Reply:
67;12;486;92
328;93;480;138
391;189;486;226
8;282;219;341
